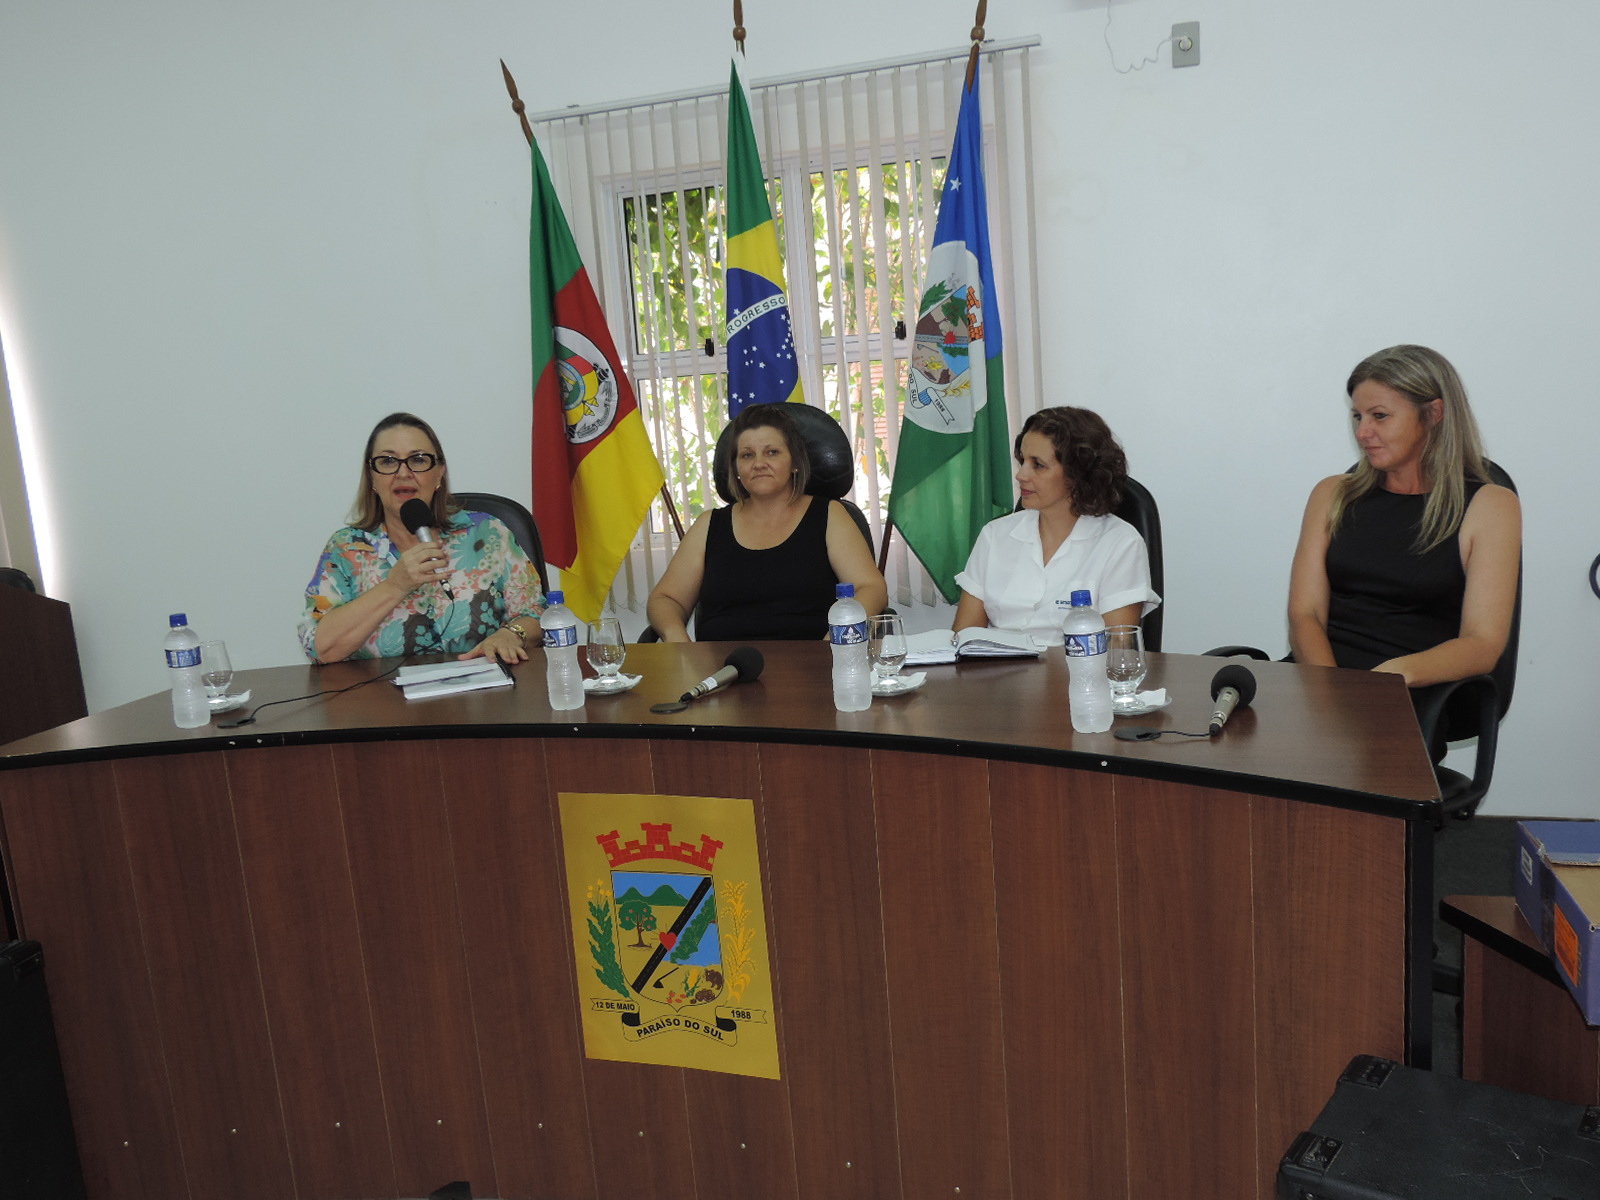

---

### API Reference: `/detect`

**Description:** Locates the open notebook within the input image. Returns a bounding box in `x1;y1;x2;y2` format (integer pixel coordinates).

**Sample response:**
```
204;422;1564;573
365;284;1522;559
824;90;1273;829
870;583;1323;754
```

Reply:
902;628;1046;666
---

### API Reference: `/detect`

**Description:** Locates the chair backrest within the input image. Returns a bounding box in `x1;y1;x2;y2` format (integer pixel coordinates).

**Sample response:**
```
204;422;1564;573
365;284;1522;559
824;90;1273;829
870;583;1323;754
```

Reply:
1481;460;1520;720
1114;477;1164;653
1009;474;1164;651
0;567;37;593
711;404;873;551
452;492;551;594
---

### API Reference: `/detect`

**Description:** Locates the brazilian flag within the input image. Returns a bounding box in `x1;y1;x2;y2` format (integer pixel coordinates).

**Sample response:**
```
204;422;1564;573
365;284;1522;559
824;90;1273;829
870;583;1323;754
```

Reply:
724;59;805;416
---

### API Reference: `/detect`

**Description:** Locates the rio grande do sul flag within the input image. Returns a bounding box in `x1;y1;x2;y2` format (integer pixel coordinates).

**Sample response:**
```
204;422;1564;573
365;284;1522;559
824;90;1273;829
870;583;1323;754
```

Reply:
529;135;664;623
724;58;804;416
887;59;1011;603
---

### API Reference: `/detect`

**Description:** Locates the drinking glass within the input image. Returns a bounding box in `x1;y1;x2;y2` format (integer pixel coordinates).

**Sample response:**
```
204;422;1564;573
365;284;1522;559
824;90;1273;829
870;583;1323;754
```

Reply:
199;640;234;700
1105;625;1146;713
867;614;908;683
586;617;626;679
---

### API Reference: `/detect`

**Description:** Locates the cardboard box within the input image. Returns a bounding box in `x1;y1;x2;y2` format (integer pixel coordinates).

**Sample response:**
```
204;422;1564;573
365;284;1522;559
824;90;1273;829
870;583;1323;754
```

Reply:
1514;820;1600;1026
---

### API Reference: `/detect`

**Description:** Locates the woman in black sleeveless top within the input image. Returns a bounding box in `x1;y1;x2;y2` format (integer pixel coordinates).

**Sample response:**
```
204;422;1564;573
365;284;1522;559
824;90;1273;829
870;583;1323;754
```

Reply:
646;405;886;641
1287;345;1520;689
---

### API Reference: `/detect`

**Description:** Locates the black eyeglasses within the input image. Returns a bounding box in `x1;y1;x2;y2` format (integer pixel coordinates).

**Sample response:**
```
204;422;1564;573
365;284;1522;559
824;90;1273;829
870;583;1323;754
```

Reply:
368;453;442;475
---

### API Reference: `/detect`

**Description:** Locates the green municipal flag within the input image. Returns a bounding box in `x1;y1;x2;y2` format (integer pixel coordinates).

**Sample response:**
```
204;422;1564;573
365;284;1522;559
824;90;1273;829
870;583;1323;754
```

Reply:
888;61;1011;602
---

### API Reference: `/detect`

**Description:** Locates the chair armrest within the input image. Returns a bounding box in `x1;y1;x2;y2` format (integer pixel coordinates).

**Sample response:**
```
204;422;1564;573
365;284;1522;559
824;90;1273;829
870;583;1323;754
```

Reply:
1201;645;1272;660
1411;673;1500;819
1411;673;1496;752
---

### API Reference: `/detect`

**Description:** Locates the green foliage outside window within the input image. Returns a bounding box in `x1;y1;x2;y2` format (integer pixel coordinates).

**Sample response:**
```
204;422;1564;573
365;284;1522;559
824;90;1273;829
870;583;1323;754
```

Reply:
621;153;945;525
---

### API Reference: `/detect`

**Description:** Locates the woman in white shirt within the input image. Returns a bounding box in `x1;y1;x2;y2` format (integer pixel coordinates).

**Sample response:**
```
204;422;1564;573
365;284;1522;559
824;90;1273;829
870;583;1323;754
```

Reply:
953;406;1159;641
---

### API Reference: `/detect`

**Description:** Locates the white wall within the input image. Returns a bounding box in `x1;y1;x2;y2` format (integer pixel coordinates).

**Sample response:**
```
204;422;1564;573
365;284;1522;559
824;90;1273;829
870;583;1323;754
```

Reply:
1;0;1595;816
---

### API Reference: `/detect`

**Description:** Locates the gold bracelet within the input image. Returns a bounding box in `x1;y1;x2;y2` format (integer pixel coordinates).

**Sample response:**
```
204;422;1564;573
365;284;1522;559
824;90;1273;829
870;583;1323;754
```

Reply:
503;620;529;642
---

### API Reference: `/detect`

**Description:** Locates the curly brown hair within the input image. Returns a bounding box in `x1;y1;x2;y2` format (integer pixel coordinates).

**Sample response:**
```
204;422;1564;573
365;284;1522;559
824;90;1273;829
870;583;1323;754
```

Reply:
1015;407;1127;517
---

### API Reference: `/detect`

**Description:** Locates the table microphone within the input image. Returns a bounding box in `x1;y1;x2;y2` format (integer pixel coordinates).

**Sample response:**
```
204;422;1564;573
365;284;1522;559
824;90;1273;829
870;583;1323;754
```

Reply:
1209;664;1258;736
681;647;764;702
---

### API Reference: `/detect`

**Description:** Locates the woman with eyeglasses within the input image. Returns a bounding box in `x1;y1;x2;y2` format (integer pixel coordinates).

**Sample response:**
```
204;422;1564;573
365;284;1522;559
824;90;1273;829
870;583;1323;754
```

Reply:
298;412;546;663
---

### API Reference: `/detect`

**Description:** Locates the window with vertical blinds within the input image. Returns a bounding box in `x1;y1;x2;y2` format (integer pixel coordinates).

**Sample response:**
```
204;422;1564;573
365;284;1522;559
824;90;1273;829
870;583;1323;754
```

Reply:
533;38;1040;613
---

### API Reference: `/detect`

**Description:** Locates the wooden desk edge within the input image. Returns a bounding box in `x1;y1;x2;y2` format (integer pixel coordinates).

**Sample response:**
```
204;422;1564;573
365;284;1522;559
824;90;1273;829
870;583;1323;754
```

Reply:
1441;894;1564;986
0;712;1443;823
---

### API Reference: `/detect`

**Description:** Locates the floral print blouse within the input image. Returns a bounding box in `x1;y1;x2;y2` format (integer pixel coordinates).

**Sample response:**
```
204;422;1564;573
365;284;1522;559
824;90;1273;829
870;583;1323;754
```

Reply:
299;511;545;660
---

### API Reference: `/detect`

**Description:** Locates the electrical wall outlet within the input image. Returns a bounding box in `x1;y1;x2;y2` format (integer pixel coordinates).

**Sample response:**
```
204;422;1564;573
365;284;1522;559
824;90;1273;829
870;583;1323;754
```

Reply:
1172;21;1200;68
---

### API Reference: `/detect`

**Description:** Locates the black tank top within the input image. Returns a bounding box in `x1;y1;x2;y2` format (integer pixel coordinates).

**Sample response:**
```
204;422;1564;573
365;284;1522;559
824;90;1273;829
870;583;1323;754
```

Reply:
1324;481;1485;670
696;496;838;641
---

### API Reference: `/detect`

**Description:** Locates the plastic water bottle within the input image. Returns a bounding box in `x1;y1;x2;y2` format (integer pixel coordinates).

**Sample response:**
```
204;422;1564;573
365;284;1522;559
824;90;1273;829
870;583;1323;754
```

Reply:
828;583;871;712
541;591;585;711
164;613;209;729
1062;589;1112;733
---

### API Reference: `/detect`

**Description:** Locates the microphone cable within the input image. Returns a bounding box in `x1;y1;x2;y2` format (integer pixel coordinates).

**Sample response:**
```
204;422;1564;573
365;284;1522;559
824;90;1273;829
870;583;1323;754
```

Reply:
1113;726;1212;742
217;656;411;729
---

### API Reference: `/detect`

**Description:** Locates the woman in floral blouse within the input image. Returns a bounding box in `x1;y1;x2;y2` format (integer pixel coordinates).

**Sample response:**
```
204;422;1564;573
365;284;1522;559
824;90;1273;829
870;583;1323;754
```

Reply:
299;412;545;662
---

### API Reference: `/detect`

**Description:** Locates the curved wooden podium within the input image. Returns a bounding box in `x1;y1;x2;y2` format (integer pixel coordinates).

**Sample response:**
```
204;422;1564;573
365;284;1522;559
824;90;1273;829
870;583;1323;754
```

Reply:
0;644;1441;1200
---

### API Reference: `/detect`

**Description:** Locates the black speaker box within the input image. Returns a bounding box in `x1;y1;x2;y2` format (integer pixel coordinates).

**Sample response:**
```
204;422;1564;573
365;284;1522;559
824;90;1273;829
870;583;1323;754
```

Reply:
1280;1055;1600;1199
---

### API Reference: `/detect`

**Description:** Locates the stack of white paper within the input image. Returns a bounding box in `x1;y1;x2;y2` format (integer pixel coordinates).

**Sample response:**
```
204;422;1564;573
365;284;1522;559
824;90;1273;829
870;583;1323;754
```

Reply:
393;660;513;700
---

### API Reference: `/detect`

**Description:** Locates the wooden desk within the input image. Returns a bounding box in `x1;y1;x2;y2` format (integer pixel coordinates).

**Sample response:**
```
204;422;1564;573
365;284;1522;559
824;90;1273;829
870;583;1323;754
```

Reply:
1442;894;1600;1106
0;646;1440;1200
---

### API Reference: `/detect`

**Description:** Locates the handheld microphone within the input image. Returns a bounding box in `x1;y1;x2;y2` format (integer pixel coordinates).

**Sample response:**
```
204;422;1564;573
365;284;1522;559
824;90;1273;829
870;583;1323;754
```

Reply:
1208;665;1258;736
681;647;765;703
399;496;454;596
399;497;436;543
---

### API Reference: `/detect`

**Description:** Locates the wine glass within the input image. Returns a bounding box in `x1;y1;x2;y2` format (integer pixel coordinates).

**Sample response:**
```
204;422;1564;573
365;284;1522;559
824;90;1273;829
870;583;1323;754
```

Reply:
867;614;908;686
586;617;626;682
1105;625;1147;713
199;640;234;700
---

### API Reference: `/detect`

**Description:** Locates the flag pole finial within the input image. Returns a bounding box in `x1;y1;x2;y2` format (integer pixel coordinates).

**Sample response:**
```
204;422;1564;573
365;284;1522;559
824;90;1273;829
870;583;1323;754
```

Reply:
733;0;746;55
966;0;987;89
500;59;535;147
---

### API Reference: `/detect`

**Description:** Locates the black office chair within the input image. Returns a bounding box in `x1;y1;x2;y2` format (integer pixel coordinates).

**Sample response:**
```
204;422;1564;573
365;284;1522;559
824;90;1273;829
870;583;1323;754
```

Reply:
1414;461;1520;820
1206;462;1520;821
1114;477;1164;653
639;405;869;642
453;491;551;595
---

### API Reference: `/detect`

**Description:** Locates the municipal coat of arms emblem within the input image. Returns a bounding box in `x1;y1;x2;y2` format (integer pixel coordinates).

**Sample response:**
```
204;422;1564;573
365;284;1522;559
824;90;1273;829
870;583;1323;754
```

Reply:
560;794;779;1078
906;241;987;433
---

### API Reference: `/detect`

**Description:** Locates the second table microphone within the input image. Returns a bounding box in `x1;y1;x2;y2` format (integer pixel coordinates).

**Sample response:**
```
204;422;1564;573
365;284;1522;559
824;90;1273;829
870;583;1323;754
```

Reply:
682;647;765;702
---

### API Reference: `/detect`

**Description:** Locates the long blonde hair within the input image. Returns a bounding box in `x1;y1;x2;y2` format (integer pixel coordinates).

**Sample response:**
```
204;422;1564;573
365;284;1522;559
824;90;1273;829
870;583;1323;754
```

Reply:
1327;345;1489;552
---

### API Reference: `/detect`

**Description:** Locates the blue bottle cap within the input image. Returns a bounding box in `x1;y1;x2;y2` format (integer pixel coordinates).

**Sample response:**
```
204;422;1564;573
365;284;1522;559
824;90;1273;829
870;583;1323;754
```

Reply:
169;613;187;626
835;583;855;598
547;591;564;604
1069;590;1092;608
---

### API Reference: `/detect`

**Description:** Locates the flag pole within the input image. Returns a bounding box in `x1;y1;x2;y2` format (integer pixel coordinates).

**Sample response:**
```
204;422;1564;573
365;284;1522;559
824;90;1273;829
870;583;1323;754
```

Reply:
966;0;987;89
500;59;686;541
733;0;745;56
